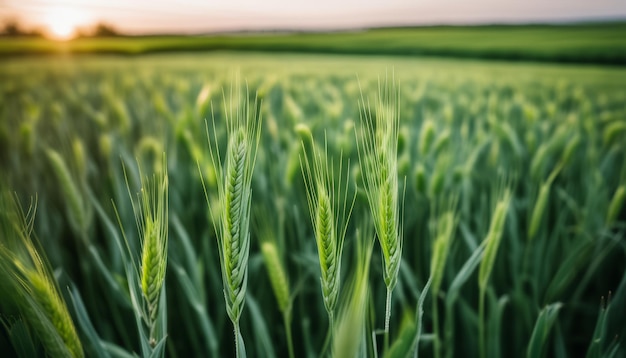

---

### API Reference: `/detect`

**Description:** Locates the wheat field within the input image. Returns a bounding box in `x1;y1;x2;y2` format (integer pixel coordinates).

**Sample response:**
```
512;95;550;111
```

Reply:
0;52;625;357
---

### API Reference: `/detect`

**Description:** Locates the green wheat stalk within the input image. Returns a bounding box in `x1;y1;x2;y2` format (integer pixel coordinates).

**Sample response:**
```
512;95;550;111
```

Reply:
260;240;294;358
46;147;92;239
202;82;262;357
117;154;170;355
256;201;295;358
606;184;625;226
130;158;169;347
0;192;84;358
300;133;356;348
528;163;562;241
332;227;373;358
430;199;459;358
356;75;403;351
478;187;512;358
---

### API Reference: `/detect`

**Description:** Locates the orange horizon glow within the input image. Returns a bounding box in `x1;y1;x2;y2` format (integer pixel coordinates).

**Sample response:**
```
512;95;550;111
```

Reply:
2;0;625;36
43;7;90;41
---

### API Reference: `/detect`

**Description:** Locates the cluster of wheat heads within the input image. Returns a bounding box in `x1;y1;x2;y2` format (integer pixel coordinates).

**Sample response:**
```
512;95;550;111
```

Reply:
202;83;262;357
0;192;83;358
4;64;625;358
356;75;403;351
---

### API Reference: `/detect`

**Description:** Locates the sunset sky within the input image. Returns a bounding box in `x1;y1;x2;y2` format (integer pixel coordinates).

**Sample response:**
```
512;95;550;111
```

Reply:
1;0;625;38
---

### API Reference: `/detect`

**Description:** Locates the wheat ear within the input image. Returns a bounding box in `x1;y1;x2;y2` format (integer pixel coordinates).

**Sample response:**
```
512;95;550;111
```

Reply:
478;187;512;358
133;157;169;346
301;133;356;330
0;192;84;358
429;198;459;358
203;82;262;357
356;75;403;351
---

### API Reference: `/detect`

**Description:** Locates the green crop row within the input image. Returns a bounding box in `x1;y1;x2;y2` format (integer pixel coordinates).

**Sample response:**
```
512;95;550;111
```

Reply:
0;53;625;357
1;23;625;65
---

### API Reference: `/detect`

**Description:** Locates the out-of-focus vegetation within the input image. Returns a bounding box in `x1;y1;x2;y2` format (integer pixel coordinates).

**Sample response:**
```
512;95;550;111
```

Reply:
0;52;625;357
0;19;45;38
0;19;120;39
0;23;625;64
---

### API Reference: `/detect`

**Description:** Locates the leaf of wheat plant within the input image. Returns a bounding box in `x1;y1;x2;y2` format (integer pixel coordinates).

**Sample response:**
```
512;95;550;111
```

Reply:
300;132;356;352
356;75;403;352
0;191;84;358
201;82;262;357
429;198;459;358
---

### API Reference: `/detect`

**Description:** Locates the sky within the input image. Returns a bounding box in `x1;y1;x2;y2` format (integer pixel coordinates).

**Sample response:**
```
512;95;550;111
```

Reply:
1;0;626;38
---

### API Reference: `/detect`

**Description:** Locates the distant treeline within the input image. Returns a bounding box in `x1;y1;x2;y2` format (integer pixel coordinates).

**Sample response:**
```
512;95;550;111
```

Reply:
1;22;625;65
0;20;44;37
0;19;119;38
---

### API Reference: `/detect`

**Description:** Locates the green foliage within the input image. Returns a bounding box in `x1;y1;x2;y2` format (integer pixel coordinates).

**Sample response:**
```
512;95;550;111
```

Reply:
1;23;626;64
527;303;563;358
430;207;458;295
260;241;290;314
0;192;83;357
478;189;512;291
0;53;624;357
45;148;92;238
586;292;620;358
606;185;625;226
332;231;373;358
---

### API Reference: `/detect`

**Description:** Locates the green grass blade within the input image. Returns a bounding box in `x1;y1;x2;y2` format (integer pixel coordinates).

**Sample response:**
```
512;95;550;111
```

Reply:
527;303;563;358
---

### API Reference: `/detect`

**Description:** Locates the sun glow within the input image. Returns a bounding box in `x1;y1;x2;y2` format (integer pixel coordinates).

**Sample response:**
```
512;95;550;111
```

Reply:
45;8;86;41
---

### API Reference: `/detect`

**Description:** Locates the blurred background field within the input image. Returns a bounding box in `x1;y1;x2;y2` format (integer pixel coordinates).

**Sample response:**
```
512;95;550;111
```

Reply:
1;51;625;357
1;1;626;357
1;23;626;64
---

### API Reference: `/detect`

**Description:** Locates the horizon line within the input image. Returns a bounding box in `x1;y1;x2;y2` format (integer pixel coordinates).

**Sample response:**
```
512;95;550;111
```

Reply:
75;16;626;37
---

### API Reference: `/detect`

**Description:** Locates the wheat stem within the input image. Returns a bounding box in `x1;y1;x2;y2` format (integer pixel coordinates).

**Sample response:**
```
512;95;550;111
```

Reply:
479;287;486;358
285;311;295;358
234;321;241;358
433;294;441;358
384;286;392;351
319;311;335;357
